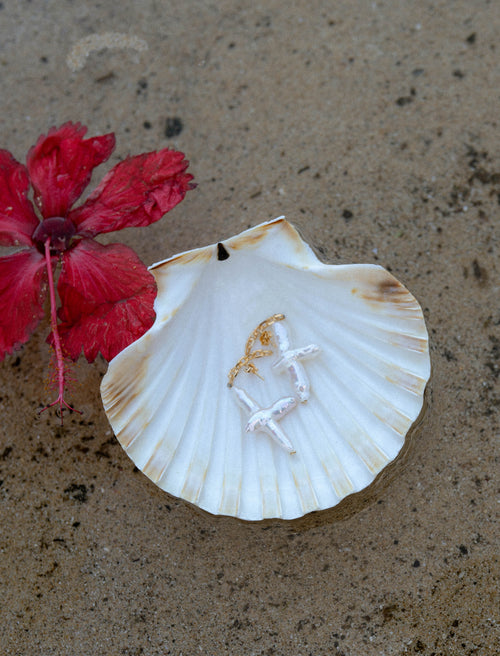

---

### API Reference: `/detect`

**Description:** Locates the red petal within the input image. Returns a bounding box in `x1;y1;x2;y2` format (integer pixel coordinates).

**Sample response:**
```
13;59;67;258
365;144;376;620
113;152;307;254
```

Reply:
27;122;115;218
0;150;39;247
69;149;194;236
56;239;156;362
0;249;48;359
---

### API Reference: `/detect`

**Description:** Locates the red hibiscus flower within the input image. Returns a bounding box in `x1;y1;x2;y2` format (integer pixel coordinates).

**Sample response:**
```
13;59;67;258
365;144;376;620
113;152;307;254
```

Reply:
0;122;194;420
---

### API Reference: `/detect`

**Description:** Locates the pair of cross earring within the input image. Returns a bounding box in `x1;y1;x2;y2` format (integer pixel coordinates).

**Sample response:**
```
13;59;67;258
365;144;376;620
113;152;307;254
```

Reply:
228;316;320;454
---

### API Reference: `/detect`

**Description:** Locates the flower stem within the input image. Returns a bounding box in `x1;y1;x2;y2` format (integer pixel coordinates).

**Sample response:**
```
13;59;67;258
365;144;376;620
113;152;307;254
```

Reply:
40;238;81;423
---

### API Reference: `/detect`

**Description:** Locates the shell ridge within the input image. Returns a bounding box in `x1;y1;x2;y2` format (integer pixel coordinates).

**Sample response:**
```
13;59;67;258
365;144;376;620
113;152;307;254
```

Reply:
178;327;226;504
309;299;429;373
311;351;397;447
301;263;424;312
291;397;354;502
217;390;243;517
304;275;424;320
257;440;282;519
102;376;143;433
125;332;196;453
238;425;263;520
295;286;428;347
289;461;320;516
319;346;414;444
239;363;286;517
312;311;428;401
149;347;208;486
313;364;393;480
101;341;151;437
291;301;428;424
194;295;248;516
134;305;211;476
262;440;283;519
307;376;375;489
309;319;419;427
124;356;183;452
285;408;338;513
151;255;213;326
159;283;222;498
125;302;208;451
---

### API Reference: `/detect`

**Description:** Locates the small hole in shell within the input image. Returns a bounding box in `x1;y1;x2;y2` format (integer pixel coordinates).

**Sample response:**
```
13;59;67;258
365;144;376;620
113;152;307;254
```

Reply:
217;243;230;260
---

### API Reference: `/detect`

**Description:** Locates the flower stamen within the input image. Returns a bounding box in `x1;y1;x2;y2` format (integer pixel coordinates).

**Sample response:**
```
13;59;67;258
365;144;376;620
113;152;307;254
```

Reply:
39;238;81;423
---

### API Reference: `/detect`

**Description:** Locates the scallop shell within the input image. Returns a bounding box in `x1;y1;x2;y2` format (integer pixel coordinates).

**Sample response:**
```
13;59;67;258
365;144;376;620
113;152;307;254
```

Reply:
101;218;430;520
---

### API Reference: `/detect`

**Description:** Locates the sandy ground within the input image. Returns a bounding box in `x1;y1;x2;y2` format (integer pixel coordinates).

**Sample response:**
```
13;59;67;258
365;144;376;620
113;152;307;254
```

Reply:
0;1;498;654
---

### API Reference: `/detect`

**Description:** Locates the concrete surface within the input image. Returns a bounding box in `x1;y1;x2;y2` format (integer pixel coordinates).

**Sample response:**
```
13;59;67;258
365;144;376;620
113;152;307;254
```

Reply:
0;1;498;654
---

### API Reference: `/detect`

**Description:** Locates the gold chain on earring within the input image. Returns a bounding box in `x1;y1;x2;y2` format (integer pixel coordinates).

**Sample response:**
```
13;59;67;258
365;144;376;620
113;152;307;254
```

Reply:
227;313;285;387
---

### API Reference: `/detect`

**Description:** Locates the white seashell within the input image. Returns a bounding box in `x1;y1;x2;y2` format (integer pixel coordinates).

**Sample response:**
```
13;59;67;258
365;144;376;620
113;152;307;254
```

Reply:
101;217;431;521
